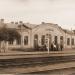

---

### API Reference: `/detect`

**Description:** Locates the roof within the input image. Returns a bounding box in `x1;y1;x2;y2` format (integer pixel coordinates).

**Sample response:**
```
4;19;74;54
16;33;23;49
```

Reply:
63;29;75;35
34;22;65;33
18;24;31;29
5;22;37;29
24;23;37;29
6;23;18;29
0;21;75;35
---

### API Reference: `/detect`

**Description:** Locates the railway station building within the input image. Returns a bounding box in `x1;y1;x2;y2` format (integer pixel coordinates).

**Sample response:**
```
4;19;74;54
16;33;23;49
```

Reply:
0;19;75;51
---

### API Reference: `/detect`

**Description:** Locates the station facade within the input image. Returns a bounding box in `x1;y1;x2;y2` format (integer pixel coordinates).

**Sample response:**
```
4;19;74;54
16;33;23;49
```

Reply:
0;19;75;50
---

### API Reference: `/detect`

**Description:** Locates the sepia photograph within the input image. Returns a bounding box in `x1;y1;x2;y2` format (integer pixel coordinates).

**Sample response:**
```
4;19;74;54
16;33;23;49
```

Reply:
0;0;75;75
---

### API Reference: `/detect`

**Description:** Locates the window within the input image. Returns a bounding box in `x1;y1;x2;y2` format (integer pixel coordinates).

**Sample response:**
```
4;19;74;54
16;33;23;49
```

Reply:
60;36;63;40
54;36;58;45
41;35;45;45
24;36;28;45
34;34;38;39
71;38;74;45
34;34;38;48
60;36;63;44
67;38;70;45
9;40;13;45
17;39;21;45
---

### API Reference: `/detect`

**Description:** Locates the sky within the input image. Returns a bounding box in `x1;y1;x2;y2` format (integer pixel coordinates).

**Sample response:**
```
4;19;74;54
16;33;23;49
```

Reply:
0;0;75;30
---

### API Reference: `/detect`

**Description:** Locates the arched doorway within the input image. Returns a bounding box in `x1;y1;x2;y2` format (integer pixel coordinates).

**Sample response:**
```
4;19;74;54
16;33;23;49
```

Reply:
34;34;38;48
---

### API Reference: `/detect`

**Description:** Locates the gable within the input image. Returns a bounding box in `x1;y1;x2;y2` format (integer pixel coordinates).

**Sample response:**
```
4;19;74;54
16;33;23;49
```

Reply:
32;23;65;35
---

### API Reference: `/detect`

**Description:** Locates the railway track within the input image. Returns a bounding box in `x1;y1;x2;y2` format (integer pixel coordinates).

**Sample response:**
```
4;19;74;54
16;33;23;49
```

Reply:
0;55;75;68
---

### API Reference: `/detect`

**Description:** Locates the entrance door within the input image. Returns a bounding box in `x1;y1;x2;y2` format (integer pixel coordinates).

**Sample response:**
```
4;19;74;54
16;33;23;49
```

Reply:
34;34;38;48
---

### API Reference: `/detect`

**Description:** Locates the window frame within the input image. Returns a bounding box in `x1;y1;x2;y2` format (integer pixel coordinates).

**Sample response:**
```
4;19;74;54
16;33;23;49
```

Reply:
67;38;70;45
24;36;28;45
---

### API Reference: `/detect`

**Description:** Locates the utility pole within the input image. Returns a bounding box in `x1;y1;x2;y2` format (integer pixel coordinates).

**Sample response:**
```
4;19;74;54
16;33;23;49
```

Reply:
71;28;72;48
65;30;66;49
46;34;50;54
19;21;23;48
48;38;49;54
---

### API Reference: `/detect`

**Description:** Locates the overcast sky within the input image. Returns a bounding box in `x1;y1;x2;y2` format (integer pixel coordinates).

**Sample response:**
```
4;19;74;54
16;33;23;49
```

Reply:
0;0;75;30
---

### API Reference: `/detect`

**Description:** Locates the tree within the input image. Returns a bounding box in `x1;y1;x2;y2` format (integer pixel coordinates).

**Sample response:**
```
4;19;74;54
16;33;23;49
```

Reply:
8;29;21;41
0;27;21;52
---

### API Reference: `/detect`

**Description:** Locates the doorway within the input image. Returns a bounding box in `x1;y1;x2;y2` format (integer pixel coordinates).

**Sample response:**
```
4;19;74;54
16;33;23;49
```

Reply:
34;34;38;48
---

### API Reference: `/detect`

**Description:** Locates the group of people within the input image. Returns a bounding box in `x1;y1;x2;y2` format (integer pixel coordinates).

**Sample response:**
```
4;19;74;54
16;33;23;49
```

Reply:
51;43;63;51
43;42;63;51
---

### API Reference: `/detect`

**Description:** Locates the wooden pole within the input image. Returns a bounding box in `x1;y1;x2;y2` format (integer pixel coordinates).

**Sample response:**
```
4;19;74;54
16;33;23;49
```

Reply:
71;28;72;48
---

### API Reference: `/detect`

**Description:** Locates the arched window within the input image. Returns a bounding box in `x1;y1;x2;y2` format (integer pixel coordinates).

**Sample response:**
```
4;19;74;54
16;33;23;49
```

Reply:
41;35;45;45
34;34;38;48
71;38;74;45
67;38;70;45
54;36;58;45
24;36;28;45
